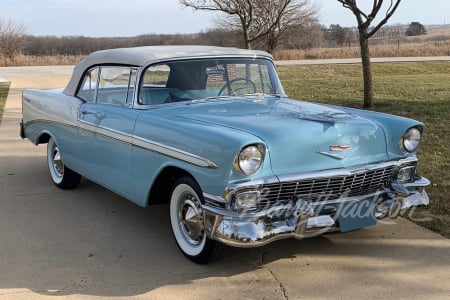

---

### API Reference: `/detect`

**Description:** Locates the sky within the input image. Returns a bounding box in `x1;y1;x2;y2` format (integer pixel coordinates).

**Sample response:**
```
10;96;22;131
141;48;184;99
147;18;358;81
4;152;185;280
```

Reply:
1;0;449;37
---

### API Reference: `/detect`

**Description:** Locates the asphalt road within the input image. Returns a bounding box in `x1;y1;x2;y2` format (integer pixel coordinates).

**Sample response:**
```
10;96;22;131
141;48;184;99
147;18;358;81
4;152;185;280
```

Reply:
0;67;449;299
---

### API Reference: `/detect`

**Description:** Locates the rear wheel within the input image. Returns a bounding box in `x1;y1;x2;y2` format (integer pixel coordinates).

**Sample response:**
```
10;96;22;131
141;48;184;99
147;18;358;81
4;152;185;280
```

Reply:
169;176;227;264
47;137;81;190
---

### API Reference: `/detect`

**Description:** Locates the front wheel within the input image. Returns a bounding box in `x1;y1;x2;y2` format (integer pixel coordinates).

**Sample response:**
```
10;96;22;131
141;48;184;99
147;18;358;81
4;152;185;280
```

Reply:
169;176;227;264
47;137;81;190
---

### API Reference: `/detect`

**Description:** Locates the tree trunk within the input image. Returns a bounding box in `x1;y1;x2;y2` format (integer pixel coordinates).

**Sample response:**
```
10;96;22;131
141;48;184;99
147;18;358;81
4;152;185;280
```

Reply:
358;30;373;109
243;27;252;49
266;31;277;53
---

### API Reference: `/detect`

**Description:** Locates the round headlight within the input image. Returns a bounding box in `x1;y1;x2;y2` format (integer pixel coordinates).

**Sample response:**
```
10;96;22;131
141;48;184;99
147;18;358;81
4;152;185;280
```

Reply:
235;145;265;175
400;127;422;153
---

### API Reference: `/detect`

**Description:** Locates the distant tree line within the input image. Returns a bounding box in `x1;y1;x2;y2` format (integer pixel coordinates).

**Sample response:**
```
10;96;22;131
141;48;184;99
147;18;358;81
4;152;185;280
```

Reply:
1;15;429;59
22;22;327;56
23;34;204;56
323;23;415;48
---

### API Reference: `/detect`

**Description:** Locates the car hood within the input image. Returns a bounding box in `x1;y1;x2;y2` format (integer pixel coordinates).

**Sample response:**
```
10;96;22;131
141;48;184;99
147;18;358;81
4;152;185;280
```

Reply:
161;97;389;174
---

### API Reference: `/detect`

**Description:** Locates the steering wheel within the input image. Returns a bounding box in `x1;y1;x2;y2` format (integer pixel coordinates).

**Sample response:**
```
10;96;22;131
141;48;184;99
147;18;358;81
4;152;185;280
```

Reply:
164;92;191;103
218;78;257;96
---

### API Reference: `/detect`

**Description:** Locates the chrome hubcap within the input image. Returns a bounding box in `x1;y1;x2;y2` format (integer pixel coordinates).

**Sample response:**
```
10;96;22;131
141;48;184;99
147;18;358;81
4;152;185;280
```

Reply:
52;146;64;178
179;195;204;245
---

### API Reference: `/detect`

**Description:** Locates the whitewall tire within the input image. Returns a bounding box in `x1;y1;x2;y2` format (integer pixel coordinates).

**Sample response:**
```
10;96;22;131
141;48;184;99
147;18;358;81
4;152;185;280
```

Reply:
169;176;227;264
47;137;81;190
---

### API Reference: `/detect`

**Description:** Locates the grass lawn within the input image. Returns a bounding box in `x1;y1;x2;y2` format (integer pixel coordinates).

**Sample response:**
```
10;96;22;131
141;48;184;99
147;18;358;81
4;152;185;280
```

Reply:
0;82;10;119
278;61;450;238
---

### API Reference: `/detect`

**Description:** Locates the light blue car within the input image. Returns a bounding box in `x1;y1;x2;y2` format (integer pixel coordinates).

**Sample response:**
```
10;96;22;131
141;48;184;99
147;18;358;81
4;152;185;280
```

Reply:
21;46;429;264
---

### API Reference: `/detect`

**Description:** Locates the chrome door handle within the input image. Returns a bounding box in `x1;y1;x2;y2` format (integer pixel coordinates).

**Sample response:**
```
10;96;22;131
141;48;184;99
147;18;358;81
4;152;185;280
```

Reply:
81;109;93;115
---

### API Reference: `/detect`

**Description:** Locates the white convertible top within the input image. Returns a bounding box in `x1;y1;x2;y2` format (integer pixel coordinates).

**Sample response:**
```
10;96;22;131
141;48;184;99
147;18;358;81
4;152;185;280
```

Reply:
64;45;272;96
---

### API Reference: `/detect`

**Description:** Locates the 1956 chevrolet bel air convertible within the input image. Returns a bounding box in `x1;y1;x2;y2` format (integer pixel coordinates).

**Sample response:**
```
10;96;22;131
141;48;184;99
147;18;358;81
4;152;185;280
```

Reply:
21;46;429;264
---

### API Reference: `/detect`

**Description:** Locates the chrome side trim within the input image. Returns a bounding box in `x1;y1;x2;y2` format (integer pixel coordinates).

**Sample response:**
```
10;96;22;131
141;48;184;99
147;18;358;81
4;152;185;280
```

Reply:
133;136;218;169
23;119;77;130
80;120;218;168
30;118;218;169
97;124;134;145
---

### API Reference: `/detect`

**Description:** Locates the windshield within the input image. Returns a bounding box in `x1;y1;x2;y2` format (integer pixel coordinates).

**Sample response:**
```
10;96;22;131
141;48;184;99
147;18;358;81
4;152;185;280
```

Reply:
138;58;285;105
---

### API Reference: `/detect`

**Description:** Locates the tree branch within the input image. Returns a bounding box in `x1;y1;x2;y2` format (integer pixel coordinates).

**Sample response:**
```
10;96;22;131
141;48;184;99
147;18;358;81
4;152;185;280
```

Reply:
337;0;369;23
368;0;402;38
180;0;319;51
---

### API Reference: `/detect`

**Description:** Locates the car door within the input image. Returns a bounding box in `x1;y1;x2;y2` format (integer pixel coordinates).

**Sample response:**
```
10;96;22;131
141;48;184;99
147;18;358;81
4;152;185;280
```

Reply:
76;66;140;199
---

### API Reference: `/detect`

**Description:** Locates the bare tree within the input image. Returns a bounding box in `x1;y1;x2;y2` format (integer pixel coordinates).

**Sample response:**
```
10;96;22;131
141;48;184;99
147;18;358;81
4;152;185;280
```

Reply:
180;0;318;52
252;0;318;52
337;0;402;108
0;18;27;60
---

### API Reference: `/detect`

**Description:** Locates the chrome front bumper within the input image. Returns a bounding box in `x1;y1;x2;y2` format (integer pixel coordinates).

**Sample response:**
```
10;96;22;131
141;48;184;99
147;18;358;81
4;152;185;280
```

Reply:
202;176;429;248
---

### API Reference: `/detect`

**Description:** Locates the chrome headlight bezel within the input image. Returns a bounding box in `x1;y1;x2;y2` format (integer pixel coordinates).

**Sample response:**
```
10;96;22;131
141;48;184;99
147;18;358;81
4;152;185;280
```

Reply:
400;127;422;153
234;144;266;176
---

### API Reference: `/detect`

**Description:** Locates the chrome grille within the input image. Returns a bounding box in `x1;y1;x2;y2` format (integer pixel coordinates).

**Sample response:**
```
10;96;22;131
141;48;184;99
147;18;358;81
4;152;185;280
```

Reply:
257;166;395;210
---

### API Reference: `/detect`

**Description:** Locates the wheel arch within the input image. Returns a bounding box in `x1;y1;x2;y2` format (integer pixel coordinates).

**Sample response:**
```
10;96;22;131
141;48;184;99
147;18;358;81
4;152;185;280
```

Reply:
35;131;52;145
147;166;200;206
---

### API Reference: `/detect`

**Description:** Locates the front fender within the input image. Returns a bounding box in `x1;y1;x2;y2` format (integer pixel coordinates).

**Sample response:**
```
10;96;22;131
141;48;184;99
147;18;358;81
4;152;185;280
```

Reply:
131;112;273;205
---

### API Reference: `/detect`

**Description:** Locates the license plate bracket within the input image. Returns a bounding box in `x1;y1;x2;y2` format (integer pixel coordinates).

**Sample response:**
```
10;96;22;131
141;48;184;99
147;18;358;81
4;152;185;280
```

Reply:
338;199;377;232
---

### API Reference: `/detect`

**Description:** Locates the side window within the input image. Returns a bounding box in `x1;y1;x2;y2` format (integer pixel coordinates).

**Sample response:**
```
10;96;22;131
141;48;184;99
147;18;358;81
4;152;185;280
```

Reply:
97;66;137;105
76;67;99;102
127;69;137;104
142;64;170;87
139;64;171;105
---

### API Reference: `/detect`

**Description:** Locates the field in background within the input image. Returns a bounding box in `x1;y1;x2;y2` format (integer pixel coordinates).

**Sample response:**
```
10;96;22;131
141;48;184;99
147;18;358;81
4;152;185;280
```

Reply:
274;27;450;60
274;42;450;60
277;62;450;238
1;55;83;67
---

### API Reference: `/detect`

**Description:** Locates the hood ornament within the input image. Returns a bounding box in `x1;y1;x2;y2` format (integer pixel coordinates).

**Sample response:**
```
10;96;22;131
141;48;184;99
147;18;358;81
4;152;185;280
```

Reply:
330;144;350;151
317;144;351;160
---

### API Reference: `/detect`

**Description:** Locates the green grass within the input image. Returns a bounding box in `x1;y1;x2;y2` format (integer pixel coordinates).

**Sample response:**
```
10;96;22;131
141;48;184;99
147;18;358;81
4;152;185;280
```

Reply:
278;62;450;238
0;82;10;120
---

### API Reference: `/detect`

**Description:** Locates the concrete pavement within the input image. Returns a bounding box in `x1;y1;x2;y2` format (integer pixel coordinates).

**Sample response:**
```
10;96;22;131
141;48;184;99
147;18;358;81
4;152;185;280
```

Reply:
0;68;449;299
